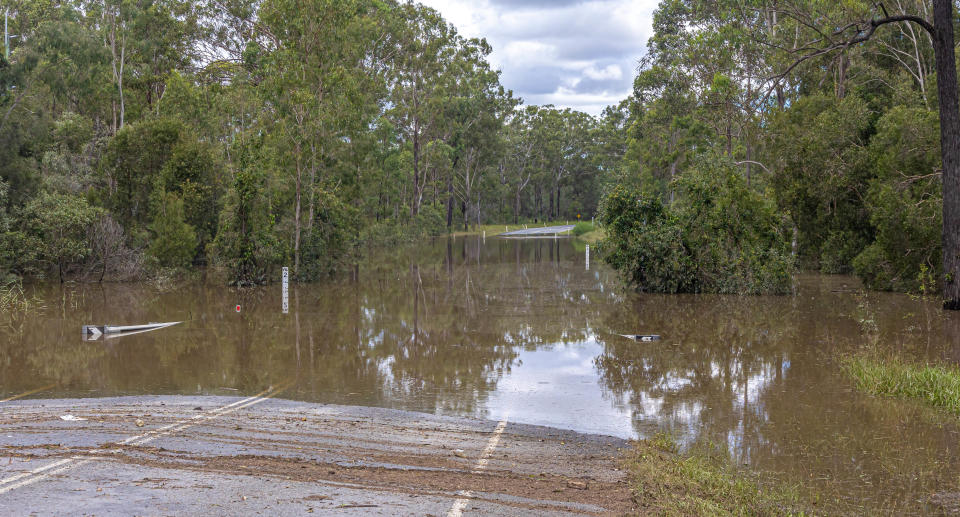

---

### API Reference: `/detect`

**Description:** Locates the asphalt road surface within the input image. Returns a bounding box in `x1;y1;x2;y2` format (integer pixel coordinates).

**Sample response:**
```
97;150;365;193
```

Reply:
499;225;575;237
0;391;634;516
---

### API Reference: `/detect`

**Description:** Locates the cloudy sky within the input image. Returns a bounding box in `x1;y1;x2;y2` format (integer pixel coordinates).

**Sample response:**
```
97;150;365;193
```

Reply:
418;0;658;116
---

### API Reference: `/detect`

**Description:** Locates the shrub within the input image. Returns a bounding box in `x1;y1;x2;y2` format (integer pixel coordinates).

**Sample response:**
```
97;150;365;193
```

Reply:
210;167;280;285
298;188;362;279
853;106;942;293
359;204;448;247
599;159;795;294
148;193;197;269
23;191;102;281
572;221;594;236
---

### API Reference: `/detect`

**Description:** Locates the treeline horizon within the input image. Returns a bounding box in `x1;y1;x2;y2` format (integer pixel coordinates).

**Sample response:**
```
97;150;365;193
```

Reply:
0;0;618;284
2;0;955;298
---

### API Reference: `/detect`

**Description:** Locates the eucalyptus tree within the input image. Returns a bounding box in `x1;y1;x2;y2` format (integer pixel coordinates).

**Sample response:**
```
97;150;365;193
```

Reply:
256;0;386;277
504;106;540;223
441;37;514;229
386;2;459;217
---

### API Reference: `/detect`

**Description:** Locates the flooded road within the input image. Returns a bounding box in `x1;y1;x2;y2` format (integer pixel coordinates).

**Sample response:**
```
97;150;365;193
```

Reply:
3;237;960;513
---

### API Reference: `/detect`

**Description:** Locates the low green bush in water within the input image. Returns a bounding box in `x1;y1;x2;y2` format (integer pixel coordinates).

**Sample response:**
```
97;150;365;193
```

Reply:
599;159;795;294
572;221;594;236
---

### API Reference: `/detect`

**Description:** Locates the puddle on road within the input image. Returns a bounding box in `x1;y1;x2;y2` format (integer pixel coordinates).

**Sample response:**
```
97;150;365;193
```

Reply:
3;236;960;513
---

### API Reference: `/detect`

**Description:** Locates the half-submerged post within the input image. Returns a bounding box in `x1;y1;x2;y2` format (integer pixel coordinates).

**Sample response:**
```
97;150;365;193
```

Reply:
586;245;590;270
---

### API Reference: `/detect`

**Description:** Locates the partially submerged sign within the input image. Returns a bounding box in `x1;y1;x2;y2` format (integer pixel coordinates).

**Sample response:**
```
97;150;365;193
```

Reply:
620;334;661;342
82;321;181;341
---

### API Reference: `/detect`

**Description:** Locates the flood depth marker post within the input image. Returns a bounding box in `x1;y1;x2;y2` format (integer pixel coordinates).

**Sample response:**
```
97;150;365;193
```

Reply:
281;267;289;314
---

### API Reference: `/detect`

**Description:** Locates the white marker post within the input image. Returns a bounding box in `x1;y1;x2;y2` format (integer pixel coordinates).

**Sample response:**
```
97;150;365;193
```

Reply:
586;245;590;270
281;267;289;314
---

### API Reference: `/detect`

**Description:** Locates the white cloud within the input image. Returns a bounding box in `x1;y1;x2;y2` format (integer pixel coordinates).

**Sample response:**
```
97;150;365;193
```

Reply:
418;0;658;115
502;40;557;67
583;64;623;81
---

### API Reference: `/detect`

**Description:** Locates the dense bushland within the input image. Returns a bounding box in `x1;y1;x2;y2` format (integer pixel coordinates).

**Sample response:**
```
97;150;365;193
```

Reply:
600;0;953;296
0;0;613;285
600;162;794;294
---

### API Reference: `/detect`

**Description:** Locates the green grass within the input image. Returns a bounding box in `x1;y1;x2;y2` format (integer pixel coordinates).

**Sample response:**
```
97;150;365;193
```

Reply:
841;354;960;415
625;433;811;516
576;228;605;245
572;221;594;235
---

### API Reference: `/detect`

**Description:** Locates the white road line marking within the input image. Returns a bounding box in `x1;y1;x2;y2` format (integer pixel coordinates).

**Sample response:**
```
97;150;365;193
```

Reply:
446;417;508;517
0;458;94;495
0;458;75;487
0;382;291;495
120;384;282;446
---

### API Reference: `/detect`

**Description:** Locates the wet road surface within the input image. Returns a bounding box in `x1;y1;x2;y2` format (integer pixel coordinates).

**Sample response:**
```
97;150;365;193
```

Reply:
499;225;575;236
0;395;633;515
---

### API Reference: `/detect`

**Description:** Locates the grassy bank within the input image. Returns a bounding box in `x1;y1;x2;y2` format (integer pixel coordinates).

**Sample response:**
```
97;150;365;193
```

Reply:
625;434;810;516
841;353;960;415
576;230;605;244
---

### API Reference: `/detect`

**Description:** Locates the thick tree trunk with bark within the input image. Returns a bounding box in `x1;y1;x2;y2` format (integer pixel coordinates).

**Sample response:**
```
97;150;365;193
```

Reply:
933;0;960;309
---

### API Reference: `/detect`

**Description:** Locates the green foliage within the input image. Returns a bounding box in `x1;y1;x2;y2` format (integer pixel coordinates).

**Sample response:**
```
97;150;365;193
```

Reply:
853;106;942;292
842;354;960;416
600;160;795;294
2;0;949;296
572;221;594;236
156;138;221;254
23;191;102;280
360;204;447;247
210;167;280;285
101;118;183;229
299;188;362;279
767;94;874;272
626;433;810;516
53;112;94;154
148;193;197;269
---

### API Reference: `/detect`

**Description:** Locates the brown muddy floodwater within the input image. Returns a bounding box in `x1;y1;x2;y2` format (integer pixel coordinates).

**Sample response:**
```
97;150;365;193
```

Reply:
3;237;960;514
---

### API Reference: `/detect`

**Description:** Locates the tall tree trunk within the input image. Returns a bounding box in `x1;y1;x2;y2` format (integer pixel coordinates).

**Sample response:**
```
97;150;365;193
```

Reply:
308;142;317;231
514;190;520;224
294;152;302;278
411;127;421;216
933;0;960;309
836;53;847;99
556;183;561;219
446;157;458;228
446;174;454;228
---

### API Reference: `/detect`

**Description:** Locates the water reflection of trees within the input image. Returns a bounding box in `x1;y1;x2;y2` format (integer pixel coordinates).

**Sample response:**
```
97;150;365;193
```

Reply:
593;293;801;455
7;242;960;511
0;238;612;419
592;281;960;513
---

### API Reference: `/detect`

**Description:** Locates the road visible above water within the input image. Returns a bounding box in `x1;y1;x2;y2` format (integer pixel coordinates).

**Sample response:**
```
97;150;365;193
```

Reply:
499;225;575;236
1;395;632;515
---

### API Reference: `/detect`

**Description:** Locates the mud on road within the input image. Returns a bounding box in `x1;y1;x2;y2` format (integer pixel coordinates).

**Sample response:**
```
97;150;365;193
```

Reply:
0;394;635;515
